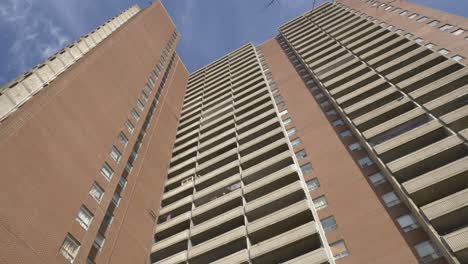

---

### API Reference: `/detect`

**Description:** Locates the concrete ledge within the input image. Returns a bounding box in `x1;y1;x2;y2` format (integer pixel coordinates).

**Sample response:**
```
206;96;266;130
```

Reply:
443;226;468;253
421;188;468;221
154;250;188;264
189;226;246;259
283;248;329;264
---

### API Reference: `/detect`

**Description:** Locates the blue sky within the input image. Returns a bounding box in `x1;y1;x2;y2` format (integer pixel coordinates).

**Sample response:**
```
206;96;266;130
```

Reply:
0;0;467;84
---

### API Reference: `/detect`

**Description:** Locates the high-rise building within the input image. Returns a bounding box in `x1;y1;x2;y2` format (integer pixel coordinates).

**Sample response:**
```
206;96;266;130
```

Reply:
0;0;467;264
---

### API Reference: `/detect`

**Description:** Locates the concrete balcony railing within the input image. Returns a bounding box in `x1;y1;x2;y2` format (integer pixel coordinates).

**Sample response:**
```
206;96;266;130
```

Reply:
210;249;249;264
337;79;389;110
242;151;294;185
153;250;187;264
192;189;243;225
343;86;397;116
197;138;236;164
244;165;298;202
193;174;241;207
240;138;289;170
363;108;426;140
151;229;189;254
161;183;194;207
158;195;193;218
195;161;239;190
239;128;284;157
323;63;368;88
283;248;329;264
366;39;414;66
353;98;411;128
443;226;468;263
191;207;244;239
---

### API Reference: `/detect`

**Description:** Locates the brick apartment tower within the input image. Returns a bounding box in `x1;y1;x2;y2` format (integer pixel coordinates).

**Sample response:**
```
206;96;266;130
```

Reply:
0;0;467;264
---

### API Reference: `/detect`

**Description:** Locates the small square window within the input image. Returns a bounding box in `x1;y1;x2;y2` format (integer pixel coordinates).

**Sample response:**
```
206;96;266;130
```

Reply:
326;109;337;116
125;120;135;134
404;33;413;39
396;214;419;232
315;93;325;99
59;234;80;263
340;130;352;138
143;84;152;94
291;138;301;147
330;240;349;260
417;16;428;22
279;109;288;116
313;195;328;210
369;172;386;186
140;91;148;102
101;162;114;181
452;28;465;36
110;146;121;163
348;142;362;151
425;43;435;49
321;216;337;231
408;13;418;19
385;5;393;10
320;101;330;108
118;132;128;147
136;99;145;110
400;10;409;16
428;20;440;27
272;89;279;94
283;117;292;126
295;149;307;160
387;25;394;30
395;29;403;34
415;241;441;262
358;157;374;168
415;38;424;44
392;8;401;13
89;183;104;203
277;102;286;108
287;127;297;136
300;163;313;174
93;232;106;250
382;191;401;207
439;24;453;31
452;55;464;62
306;178;320;191
438;48;449;55
76;206;93;230
112;192;121;206
332;119;344;127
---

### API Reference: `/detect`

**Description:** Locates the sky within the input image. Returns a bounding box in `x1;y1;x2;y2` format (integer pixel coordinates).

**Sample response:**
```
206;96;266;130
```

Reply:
0;0;467;85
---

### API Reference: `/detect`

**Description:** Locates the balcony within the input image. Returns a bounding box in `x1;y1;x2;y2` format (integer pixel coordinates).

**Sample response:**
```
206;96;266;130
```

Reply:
192;189;243;225
195;162;240;191
193;174;241;207
443;226;468;263
243;151;294;185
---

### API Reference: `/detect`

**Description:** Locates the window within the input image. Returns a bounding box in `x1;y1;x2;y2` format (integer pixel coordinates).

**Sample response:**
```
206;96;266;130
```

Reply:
315;93;324;99
89;183;104;203
141;91;149;102
76;206;93;230
300;163;313;174
439;24;453;31
395;29;403;34
274;95;282;101
408;13;418;19
143;84;152;94
415;241;441;263
320;101;330;108
101;162;114;181
313;195;328;210
415;38;424;44
112;192;121;206
295;149;307;160
321;216;337;231
452;55;464;62
382;191;401;207
452;28;465;36
283;117;292;126
369;172;386;186
131;109;140;121
404;33;413;39
392;8;401;13
306;178;320;191
348;142;362;151
279;109;288;116
291;138;301;147
358;157;374;168
332;119;344;127
438;48;449;55
287;127;297;136
277;102;286;108
136;99;144;110
340;130;352;138
330;240;349;260
417;16;428;22
125;120;135;134
59;234;80;263
399;10;409;16
428;20;440;27
385;5;393;10
93;233;106;250
326;109;337;116
425;43;435;49
272;89;279;94
110;146;121;163
387;25;394;30
379;22;386;27
117;132;128;147
397;214;419;232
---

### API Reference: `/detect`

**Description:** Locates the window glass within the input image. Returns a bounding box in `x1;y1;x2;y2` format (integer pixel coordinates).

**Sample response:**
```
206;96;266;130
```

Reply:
321;216;337;231
438;48;449;55
295;149;307;160
291;138;301;147
101;162;114;181
369;172;386;186
404;33;413;39
283;117;292;126
131;109;140;121
415;38;424;43
400;10;409;16
326;109;337;116
415;241;441;262
452;28;465;36
348;142;362;151
417;16;428;22
439;24;453;31
277;102;286;108
89;183;104;203
428;20;440;26
279;109;288;117
313;195;328;210
452;55;464;62
382;191;401;207
287;127;297;136
125;120;135;134
118;132;128;147
358;157;374;168
315;93;324;99
330;240;349;260
408;13;418;19
94;233;106;250
396;214;419;232
76;206;93;230
110;146;121;163
137;99;145;110
143;84;152;94
300;163;313;174
59;234;80;263
306;178;320;191
425;43;435;49
340;130;352;138
332;119;344;127
320;101;330;108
